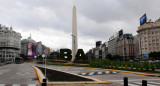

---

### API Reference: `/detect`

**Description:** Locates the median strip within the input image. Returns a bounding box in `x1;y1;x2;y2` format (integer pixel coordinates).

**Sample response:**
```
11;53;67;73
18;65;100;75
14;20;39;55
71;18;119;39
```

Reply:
32;66;111;85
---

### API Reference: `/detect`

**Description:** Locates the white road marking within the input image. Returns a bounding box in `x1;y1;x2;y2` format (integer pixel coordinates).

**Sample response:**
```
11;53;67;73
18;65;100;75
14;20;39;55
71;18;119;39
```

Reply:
128;83;139;86
88;72;94;75
97;72;102;74
113;72;117;73
149;82;160;85
109;79;160;82
135;82;158;86
105;71;109;73
28;84;37;86
81;73;86;75
12;84;20;86
0;84;5;86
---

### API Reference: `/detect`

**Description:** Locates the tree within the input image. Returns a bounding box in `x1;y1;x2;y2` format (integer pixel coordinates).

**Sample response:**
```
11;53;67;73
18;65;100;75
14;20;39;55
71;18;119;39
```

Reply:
106;53;112;60
149;52;160;60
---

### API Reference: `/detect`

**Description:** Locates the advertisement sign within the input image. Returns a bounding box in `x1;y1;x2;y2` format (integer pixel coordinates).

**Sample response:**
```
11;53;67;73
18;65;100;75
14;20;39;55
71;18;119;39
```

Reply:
32;45;36;56
140;13;147;25
28;43;32;49
38;48;40;53
28;49;32;56
28;43;32;56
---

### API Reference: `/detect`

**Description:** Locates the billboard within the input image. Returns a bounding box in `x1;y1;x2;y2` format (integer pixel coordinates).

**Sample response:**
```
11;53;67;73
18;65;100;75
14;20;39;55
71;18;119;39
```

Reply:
28;49;32;56
28;43;32;56
140;14;147;25
38;48;40;54
32;45;36;56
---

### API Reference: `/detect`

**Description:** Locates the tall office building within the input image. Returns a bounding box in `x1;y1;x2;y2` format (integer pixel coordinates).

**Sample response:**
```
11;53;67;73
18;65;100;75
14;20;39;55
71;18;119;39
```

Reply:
0;25;21;62
71;6;78;62
108;33;119;56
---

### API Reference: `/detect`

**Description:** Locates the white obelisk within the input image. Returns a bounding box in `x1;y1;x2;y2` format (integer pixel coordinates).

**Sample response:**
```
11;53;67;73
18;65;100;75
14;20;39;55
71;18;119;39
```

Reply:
71;6;78;62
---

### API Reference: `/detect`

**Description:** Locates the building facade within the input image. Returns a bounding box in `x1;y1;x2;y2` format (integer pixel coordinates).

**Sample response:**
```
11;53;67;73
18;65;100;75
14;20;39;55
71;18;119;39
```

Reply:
21;36;36;56
137;18;160;59
116;34;135;60
108;33;119;56
0;25;21;62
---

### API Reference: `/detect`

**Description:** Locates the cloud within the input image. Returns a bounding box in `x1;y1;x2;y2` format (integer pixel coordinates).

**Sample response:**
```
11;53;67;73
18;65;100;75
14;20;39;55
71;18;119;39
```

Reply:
0;0;160;52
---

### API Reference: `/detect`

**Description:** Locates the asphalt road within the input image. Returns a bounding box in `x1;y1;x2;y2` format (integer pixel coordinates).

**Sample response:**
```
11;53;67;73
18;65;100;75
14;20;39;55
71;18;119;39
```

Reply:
0;63;160;86
0;63;39;85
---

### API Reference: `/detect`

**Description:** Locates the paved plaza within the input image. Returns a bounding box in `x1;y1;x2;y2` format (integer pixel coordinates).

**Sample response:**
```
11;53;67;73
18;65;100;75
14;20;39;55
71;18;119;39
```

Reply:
0;63;160;86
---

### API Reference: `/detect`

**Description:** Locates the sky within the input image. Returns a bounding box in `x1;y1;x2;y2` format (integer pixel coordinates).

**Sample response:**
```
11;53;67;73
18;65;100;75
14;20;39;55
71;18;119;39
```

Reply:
0;0;160;52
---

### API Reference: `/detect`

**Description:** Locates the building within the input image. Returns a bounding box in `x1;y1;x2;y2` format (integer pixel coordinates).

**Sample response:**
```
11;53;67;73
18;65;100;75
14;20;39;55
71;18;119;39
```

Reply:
134;35;139;59
21;36;36;57
108;32;119;56
102;41;108;59
0;25;21;62
137;18;160;59
116;34;135;60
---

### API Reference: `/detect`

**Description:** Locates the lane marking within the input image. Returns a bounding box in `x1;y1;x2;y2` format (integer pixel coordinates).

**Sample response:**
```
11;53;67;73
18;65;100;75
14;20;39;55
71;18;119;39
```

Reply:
128;83;139;86
109;79;160;82
88;72;94;76
81;73;86;75
97;72;102;74
149;82;160;85
135;82;158;86
105;71;109;73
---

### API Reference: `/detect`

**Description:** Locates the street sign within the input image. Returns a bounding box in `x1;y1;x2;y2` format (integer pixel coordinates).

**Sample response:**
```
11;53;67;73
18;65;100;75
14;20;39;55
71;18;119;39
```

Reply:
43;48;49;55
34;56;37;59
42;54;45;58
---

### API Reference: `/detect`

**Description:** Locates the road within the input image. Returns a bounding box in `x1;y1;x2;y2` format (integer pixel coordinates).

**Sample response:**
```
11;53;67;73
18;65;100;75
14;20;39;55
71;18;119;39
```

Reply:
0;63;160;86
0;63;39;85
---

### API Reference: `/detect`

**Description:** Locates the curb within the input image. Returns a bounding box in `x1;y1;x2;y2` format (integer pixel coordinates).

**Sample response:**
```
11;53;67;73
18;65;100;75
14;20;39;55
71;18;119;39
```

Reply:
62;66;160;77
32;66;111;85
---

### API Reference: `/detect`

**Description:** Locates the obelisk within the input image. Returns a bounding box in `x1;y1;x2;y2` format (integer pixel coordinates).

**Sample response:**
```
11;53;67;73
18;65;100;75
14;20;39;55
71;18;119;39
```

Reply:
71;6;78;62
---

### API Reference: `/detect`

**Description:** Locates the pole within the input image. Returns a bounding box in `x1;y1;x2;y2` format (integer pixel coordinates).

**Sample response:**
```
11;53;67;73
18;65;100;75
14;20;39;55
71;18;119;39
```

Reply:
124;77;128;86
45;55;46;77
142;80;147;86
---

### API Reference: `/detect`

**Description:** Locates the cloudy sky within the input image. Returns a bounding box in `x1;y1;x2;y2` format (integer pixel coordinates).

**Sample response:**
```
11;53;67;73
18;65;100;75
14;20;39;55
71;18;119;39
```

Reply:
0;0;160;52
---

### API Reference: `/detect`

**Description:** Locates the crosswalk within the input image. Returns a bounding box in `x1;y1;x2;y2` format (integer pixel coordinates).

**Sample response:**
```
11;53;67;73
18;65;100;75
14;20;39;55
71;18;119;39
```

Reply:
79;71;118;76
0;84;39;86
120;81;160;86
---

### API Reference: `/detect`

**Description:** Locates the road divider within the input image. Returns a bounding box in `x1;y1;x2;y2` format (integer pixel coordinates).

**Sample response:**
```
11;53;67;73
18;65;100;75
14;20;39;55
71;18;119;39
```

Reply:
32;66;111;85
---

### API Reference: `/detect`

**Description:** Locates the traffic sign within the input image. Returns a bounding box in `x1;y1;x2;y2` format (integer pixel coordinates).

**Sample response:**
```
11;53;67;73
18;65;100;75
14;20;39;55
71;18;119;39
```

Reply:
43;48;49;55
42;54;45;58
